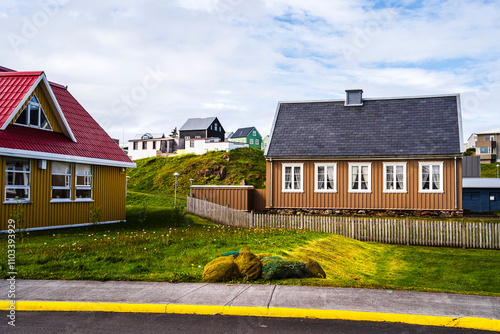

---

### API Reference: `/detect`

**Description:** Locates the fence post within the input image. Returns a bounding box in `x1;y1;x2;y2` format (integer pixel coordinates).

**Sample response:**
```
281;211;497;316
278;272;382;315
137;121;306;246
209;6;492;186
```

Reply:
250;210;254;228
462;218;466;250
406;216;410;246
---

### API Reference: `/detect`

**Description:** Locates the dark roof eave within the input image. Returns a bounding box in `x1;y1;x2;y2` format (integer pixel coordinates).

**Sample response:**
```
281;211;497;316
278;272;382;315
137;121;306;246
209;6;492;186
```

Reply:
265;154;462;160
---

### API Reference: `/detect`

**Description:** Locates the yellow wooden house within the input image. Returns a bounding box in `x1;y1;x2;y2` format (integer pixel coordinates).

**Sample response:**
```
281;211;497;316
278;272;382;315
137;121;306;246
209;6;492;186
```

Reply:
0;68;135;230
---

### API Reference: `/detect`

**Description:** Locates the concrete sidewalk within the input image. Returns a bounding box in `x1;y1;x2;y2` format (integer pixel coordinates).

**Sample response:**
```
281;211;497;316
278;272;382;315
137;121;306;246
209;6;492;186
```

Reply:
1;280;499;331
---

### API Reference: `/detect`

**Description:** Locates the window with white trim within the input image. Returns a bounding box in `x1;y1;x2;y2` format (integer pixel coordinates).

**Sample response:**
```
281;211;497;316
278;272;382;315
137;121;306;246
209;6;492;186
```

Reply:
75;164;93;200
256;139;259;145
348;163;371;193
133;142;138;150
253;131;256;136
383;162;407;193
249;139;254;145
5;159;30;202
282;163;303;192
142;141;147;150
315;163;337;192
477;147;491;155
14;95;52;130
419;162;443;193
51;162;71;200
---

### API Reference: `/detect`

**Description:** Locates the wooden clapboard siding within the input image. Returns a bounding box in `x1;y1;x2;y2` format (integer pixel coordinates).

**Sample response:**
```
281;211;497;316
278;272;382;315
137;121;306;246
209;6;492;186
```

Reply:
0;156;127;230
10;84;63;134
266;158;462;211
191;186;253;211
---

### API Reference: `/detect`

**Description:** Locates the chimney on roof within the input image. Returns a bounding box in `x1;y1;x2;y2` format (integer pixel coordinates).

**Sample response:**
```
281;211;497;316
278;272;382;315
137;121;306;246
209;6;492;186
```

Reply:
345;89;363;106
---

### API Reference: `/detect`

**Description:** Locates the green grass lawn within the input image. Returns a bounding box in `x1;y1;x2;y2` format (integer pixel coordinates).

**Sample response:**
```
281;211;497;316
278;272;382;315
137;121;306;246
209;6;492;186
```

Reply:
1;192;499;297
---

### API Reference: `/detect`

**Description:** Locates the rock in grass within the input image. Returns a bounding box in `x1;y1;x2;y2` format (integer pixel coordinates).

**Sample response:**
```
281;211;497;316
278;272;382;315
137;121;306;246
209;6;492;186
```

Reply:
234;247;262;280
301;257;326;278
202;255;240;282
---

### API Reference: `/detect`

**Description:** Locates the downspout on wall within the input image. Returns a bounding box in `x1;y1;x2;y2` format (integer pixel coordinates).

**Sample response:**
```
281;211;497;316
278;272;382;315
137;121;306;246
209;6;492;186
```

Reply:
454;156;457;210
269;158;273;208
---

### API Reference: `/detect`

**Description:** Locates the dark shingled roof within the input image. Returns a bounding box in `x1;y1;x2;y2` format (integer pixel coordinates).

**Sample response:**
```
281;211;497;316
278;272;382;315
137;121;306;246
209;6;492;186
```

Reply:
232;127;254;138
266;95;462;158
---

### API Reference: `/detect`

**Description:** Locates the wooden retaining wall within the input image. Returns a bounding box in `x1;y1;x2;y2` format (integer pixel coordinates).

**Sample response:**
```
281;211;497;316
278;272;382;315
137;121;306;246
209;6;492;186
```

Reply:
187;196;500;249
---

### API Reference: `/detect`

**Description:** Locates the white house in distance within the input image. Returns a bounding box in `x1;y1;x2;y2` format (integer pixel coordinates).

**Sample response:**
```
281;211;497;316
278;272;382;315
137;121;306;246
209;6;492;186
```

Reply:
128;132;179;160
185;137;248;155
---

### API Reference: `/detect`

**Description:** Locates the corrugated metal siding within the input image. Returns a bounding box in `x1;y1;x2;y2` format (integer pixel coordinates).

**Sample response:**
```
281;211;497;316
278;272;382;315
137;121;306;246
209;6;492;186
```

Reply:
0;157;127;230
463;156;481;178
10;84;63;133
191;186;252;211
267;158;462;211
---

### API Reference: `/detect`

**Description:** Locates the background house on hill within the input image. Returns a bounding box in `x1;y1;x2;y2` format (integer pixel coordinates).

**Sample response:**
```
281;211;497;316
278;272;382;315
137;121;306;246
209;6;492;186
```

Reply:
0;67;135;231
264;89;464;214
179;117;225;149
465;127;499;164
128;132;178;160
230;127;263;149
185;137;248;155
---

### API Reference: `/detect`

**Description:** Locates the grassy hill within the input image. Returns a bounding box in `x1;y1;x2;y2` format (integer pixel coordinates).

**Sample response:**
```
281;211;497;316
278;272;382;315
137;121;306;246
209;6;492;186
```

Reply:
482;162;500;178
127;147;266;197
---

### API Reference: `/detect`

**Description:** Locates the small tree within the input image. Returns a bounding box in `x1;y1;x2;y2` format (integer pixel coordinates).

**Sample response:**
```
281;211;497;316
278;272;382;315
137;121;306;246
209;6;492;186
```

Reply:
463;148;476;156
169;127;178;138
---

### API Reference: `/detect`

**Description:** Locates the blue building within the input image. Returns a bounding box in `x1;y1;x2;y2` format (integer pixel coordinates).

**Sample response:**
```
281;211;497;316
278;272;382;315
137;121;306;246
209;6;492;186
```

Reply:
463;178;500;212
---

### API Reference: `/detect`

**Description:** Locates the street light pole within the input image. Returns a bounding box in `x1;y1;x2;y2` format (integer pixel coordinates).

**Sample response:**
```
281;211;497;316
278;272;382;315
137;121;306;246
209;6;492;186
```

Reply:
174;172;179;208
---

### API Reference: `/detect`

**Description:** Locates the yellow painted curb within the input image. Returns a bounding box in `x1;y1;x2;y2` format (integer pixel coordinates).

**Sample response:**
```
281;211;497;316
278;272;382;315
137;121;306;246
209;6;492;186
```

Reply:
1;301;499;332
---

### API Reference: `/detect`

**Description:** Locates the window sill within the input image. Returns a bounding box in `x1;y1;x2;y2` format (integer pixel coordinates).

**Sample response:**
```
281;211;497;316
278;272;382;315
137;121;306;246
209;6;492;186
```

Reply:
418;190;444;194
282;190;304;193
50;199;72;203
74;199;94;202
314;190;337;193
3;201;33;205
348;190;372;194
383;190;408;194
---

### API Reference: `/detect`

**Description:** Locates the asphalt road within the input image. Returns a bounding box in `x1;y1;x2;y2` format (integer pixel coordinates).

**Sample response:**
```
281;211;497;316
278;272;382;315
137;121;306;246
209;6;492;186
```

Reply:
0;312;493;334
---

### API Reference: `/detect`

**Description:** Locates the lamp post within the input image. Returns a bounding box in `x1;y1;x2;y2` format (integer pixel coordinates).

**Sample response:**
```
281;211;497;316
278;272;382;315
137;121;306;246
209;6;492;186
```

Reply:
189;179;194;197
174;172;179;208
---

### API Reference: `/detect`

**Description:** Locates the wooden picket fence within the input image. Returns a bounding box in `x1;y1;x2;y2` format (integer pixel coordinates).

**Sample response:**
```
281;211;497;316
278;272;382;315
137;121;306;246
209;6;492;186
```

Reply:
186;197;500;249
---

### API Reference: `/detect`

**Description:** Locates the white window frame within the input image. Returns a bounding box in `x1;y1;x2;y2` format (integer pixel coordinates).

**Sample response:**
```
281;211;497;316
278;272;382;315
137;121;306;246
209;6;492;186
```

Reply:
75;164;93;201
253;130;256;136
348;162;372;193
13;95;52;131
249;139;254;145
256;139;259;145
418;161;444;193
133;142;138;150
4;158;31;203
477;147;491;155
314;163;337;193
282;163;304;193
51;162;72;202
383;162;407;193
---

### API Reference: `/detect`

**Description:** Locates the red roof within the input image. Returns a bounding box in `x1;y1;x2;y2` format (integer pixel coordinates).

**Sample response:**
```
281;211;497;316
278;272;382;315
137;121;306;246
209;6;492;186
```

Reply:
0;70;134;166
0;72;42;127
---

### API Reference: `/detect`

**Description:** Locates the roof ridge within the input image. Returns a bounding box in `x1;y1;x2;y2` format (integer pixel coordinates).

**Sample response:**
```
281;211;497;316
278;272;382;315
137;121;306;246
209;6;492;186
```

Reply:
0;71;43;77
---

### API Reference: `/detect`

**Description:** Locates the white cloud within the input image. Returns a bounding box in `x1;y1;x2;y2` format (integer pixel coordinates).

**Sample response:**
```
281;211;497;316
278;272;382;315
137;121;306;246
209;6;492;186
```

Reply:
1;0;499;144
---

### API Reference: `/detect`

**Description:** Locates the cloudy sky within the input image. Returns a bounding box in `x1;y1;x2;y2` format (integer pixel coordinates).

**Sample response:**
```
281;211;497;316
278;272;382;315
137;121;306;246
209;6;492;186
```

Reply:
1;0;499;145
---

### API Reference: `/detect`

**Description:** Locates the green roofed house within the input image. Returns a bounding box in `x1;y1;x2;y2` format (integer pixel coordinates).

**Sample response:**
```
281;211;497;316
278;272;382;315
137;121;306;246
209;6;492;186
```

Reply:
230;127;262;149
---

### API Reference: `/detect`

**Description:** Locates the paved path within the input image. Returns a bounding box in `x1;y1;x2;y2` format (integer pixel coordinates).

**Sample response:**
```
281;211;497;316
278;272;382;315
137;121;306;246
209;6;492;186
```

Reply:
1;280;499;332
